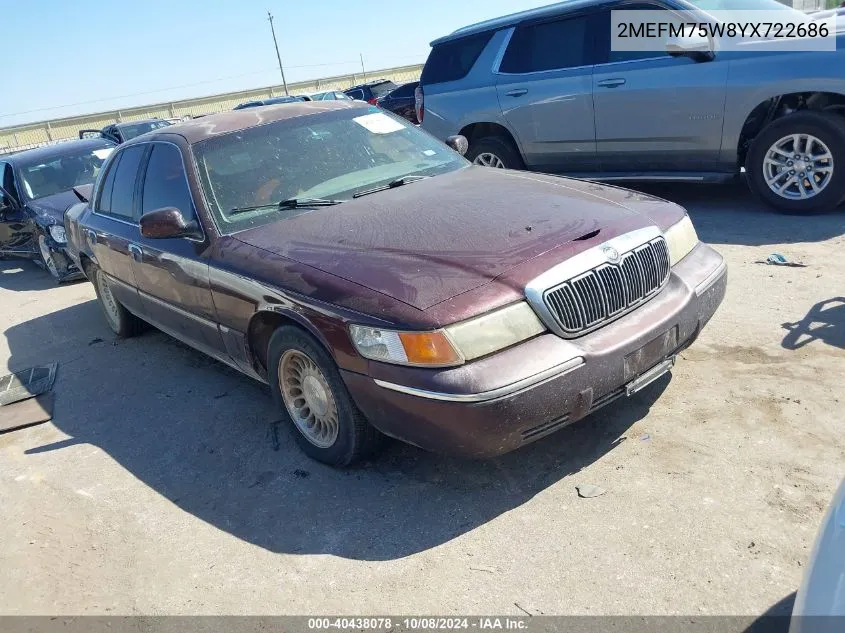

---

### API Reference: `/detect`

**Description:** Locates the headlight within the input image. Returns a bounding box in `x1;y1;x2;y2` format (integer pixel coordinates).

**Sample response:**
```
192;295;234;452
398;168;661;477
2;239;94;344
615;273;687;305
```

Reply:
48;225;67;244
349;301;546;367
664;214;698;266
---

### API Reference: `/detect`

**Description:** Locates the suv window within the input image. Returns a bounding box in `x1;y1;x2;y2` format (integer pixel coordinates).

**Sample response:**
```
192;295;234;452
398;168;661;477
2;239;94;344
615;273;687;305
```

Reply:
141;143;194;218
500;16;591;73
370;81;398;98
421;32;493;85
346;88;365;100
598;5;681;64
103;145;144;219
390;83;416;99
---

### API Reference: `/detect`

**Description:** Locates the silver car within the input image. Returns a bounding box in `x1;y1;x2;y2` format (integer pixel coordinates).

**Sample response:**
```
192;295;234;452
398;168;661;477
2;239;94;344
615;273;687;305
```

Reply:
416;0;845;213
790;478;845;632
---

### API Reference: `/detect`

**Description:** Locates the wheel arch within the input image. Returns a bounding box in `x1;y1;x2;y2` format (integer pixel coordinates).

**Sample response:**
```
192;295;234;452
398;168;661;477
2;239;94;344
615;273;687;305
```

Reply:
458;122;521;152
246;308;335;379
736;91;845;168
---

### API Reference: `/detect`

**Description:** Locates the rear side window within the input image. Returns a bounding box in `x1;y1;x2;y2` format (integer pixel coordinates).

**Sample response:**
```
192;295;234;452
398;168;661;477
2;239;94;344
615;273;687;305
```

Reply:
346;89;365;100
106;145;145;219
370;82;398;98
141;144;194;218
421;32;493;85
500;16;590;73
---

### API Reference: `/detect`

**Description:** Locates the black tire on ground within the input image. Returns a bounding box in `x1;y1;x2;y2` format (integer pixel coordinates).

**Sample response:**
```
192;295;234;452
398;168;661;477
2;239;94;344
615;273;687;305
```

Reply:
91;266;145;338
465;135;525;170
746;110;845;214
268;325;382;466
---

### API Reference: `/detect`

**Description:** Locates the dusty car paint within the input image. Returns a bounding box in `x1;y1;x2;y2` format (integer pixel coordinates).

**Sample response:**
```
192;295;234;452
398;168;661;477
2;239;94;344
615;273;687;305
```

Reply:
66;102;727;457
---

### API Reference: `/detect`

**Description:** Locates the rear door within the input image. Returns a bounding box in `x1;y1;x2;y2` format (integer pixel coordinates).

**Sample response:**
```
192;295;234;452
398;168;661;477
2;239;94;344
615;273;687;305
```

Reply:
591;3;730;172
130;142;224;356
495;12;599;172
84;145;146;314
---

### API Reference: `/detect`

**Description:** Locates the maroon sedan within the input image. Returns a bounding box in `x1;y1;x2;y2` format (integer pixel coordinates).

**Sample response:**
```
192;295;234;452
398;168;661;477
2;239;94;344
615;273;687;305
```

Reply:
65;101;727;466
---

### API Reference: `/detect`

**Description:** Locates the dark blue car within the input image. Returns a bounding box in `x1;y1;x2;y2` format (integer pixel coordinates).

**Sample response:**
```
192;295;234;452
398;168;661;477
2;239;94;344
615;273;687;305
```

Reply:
0;138;116;282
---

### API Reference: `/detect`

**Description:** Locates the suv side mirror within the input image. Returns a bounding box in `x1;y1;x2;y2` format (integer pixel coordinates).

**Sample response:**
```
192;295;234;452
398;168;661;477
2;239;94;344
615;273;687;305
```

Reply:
139;207;202;240
445;135;469;156
666;34;715;62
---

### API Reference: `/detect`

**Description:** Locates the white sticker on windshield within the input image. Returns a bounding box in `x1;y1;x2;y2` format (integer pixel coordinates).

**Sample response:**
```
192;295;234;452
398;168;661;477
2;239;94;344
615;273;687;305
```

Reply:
93;148;114;160
352;112;404;134
422;150;436;156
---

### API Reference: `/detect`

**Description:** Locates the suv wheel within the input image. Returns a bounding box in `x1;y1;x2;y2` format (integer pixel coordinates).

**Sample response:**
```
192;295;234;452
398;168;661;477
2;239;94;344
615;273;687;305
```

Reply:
747;111;845;213
268;326;382;466
466;136;524;170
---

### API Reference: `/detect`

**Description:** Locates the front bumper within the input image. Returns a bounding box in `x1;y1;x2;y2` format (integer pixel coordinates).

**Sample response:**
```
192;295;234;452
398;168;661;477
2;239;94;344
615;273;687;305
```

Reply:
341;242;727;458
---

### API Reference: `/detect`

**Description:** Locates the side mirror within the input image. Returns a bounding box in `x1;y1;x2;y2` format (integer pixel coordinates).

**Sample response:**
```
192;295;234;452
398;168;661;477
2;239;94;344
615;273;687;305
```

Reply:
139;207;202;240
445;134;469;156
666;35;715;62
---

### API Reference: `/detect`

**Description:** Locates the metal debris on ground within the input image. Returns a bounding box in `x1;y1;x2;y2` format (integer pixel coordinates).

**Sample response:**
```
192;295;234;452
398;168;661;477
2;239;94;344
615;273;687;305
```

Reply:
576;484;607;498
0;363;57;406
759;253;807;268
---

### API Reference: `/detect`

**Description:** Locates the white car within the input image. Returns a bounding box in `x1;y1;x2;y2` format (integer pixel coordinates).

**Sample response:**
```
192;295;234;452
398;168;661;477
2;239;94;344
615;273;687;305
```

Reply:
790;478;845;631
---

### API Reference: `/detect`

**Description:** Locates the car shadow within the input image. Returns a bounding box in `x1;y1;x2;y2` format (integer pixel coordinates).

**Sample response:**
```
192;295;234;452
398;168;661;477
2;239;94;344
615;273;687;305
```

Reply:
743;592;795;633
628;182;845;247
5;300;667;561
781;297;845;351
0;259;57;292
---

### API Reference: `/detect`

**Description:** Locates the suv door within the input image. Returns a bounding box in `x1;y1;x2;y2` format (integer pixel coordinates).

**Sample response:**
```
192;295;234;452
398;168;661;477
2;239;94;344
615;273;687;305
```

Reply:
495;12;599;172
131;142;224;356
85;145;146;314
592;3;730;172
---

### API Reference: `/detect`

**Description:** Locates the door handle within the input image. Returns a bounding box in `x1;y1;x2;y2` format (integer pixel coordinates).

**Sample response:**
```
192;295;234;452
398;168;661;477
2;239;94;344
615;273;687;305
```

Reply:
128;244;143;261
596;78;626;88
86;229;97;244
505;89;528;97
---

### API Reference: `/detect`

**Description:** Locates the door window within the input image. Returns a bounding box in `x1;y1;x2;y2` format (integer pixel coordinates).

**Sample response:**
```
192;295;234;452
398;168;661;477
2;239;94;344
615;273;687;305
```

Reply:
500;15;592;73
141;143;194;219
598;5;684;64
96;145;144;220
346;89;365;101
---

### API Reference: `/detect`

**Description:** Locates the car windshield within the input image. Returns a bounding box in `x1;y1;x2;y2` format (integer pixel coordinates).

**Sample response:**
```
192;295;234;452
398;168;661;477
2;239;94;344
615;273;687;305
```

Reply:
369;82;398;99
17;145;114;201
118;120;172;140
193;107;468;232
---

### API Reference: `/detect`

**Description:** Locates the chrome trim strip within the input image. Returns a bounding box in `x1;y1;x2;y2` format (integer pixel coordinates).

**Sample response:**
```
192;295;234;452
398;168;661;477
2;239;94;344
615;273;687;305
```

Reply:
373;357;583;403
138;288;218;329
525;226;663;336
694;259;727;296
91;211;138;227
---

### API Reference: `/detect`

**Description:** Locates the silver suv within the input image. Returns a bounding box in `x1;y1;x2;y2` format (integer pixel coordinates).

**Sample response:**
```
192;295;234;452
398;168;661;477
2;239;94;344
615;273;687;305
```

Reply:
416;0;845;213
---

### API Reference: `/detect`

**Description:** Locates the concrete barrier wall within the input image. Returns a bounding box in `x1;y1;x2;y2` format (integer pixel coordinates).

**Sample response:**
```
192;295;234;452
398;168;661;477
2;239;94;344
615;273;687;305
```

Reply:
0;64;423;154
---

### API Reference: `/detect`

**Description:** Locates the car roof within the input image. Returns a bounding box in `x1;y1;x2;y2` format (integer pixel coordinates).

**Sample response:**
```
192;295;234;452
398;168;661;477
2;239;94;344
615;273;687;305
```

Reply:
114;119;167;129
130;100;371;145
3;138;116;165
346;79;394;90
431;0;609;44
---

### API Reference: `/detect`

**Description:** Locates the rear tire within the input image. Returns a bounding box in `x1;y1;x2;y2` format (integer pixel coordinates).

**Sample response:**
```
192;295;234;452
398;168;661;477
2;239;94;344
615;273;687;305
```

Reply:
268;325;382;466
92;266;144;338
746;111;845;214
466;135;525;170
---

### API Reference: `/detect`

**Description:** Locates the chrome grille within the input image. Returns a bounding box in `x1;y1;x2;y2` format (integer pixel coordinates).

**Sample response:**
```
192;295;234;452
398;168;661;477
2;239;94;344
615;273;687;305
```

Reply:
544;237;670;336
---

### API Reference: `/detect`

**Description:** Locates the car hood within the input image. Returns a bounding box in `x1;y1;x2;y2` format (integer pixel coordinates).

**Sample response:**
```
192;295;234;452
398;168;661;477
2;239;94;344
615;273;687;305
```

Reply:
27;190;80;225
234;167;679;311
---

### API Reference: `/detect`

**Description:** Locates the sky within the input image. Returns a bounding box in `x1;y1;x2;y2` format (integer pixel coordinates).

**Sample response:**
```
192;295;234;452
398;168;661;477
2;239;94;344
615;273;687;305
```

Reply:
1;0;553;128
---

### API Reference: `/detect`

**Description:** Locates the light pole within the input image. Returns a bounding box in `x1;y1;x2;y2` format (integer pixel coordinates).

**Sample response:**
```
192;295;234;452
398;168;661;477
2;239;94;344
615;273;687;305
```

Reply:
267;11;289;96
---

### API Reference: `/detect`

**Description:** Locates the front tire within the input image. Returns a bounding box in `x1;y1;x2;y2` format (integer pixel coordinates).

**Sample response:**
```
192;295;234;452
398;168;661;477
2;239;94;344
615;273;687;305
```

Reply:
466;135;524;170
268;326;382;466
92;266;144;337
747;111;845;213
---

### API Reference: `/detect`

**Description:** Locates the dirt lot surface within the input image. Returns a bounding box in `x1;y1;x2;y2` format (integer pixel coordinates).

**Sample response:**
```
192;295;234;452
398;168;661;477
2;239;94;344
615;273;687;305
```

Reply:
1;183;843;616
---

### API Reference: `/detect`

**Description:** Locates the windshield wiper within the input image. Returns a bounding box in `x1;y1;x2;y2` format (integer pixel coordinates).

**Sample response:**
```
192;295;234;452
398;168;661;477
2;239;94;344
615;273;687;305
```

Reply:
229;197;343;216
352;175;429;199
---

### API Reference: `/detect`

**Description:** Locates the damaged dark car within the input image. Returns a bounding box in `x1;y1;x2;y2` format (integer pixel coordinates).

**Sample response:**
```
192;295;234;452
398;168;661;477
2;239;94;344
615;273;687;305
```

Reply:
0;139;115;281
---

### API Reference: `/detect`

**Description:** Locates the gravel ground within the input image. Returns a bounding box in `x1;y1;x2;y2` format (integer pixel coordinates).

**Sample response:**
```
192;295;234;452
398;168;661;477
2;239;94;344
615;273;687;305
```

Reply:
0;182;843;617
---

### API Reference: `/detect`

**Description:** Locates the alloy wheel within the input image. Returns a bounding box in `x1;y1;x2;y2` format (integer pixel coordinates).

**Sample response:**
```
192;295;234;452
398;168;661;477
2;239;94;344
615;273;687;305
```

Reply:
473;152;505;168
763;133;834;200
279;349;340;448
96;271;121;332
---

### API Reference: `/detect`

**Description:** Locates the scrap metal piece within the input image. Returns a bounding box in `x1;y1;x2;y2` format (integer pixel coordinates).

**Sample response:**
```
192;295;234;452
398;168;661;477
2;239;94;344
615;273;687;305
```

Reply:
0;363;58;406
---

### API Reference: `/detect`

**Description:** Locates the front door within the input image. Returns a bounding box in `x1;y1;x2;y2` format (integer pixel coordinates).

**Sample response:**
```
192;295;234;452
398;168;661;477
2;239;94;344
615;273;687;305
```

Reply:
592;6;730;172
495;13;598;172
0;164;36;258
130;142;225;357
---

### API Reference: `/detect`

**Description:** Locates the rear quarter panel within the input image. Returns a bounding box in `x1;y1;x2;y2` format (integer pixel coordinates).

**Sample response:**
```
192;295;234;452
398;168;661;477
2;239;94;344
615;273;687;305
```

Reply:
721;44;845;167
